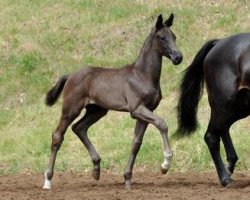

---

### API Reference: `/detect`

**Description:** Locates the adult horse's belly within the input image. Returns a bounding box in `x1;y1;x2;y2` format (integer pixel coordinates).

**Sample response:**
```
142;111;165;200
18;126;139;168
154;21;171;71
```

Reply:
238;48;250;90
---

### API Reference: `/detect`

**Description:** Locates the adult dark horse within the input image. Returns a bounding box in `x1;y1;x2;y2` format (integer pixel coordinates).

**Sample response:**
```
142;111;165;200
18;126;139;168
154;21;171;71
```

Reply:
177;33;250;187
43;14;183;190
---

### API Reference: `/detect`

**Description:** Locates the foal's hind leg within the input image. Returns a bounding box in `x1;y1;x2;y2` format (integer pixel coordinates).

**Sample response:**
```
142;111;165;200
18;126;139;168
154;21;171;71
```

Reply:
72;104;108;181
43;106;82;189
124;119;148;190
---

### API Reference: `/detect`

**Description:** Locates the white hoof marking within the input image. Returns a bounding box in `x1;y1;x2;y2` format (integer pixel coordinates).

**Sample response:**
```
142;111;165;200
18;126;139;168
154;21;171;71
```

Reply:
43;172;52;189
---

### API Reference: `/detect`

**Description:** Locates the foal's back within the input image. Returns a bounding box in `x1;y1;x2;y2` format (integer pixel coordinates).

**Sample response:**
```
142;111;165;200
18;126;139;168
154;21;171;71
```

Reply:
63;64;136;111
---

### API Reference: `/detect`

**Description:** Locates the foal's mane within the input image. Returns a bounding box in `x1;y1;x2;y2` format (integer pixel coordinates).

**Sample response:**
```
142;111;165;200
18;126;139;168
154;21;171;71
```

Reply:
138;28;156;55
134;27;157;68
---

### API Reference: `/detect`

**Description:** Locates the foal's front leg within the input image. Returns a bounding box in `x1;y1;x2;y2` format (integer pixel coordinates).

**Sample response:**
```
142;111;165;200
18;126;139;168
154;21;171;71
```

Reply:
131;105;173;175
124;120;148;190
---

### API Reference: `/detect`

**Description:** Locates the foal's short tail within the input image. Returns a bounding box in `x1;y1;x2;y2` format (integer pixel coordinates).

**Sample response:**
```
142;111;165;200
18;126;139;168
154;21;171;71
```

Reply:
45;75;69;106
177;39;219;135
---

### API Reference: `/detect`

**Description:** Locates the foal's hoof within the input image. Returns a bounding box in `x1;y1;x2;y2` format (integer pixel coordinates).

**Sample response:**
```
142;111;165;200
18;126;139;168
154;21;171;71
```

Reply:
43;185;51;190
125;180;132;190
221;177;233;187
92;169;100;181
43;173;52;190
161;167;168;174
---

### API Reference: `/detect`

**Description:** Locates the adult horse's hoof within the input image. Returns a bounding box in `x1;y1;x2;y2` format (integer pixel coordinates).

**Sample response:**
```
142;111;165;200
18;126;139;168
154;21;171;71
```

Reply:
225;163;233;176
92;169;100;180
161;167;168;174
221;177;233;187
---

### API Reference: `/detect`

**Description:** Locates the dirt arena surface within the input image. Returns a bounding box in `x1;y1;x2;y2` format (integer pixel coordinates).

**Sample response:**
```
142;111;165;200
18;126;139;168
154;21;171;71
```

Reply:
0;171;249;200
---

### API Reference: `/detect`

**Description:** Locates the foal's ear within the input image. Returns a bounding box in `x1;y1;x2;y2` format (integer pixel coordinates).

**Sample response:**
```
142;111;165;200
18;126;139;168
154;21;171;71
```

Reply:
156;14;163;30
165;13;174;27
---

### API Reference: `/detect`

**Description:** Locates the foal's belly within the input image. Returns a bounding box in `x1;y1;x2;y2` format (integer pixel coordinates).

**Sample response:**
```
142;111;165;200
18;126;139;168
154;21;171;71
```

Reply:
88;86;129;112
90;96;129;112
86;72;129;111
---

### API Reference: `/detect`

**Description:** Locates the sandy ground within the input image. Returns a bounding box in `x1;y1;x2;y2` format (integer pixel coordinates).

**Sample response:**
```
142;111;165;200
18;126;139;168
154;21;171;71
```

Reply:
0;171;249;200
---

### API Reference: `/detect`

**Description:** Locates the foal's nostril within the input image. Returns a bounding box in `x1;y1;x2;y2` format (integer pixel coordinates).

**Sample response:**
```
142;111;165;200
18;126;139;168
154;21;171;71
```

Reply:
176;53;183;62
177;54;183;62
169;51;183;65
172;54;183;65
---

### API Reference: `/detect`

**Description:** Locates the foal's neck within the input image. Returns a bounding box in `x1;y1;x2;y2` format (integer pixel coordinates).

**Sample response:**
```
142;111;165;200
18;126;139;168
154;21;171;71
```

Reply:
134;29;162;85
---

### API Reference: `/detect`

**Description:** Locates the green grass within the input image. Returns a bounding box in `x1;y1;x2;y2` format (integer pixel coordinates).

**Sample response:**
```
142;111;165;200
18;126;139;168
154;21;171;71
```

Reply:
0;0;250;175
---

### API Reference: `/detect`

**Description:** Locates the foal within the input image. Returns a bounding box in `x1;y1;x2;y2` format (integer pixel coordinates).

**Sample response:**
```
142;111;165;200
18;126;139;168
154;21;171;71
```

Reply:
43;14;183;190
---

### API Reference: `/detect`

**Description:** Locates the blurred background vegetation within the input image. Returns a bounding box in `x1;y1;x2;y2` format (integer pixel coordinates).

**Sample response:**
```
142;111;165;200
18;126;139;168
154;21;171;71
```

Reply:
0;0;249;175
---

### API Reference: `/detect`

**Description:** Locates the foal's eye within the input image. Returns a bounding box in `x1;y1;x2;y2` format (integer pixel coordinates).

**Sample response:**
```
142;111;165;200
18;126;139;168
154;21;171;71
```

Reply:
160;37;165;41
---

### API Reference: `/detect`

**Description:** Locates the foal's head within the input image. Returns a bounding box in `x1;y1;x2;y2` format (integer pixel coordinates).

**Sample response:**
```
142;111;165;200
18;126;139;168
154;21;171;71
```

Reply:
153;14;183;65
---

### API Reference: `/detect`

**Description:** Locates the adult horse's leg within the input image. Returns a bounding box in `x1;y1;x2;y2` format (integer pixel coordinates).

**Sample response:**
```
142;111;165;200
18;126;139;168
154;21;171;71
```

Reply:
130;105;173;174
222;88;250;175
221;130;238;175
124;119;148;190
72;104;108;180
43;108;82;189
204;111;232;187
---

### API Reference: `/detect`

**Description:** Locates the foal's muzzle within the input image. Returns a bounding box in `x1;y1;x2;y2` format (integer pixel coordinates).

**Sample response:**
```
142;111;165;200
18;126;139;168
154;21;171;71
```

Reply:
170;51;183;65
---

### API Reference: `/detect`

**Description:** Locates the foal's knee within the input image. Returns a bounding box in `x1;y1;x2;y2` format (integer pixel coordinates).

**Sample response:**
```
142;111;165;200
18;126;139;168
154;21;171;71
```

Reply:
156;119;168;133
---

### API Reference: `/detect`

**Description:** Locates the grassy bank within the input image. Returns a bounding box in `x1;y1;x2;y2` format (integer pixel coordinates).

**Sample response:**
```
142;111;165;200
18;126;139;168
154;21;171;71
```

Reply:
0;0;249;175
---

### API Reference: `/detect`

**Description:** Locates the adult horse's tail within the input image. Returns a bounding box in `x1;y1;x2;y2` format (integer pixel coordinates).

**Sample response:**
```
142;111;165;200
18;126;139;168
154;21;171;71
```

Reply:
45;75;69;106
177;39;219;135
